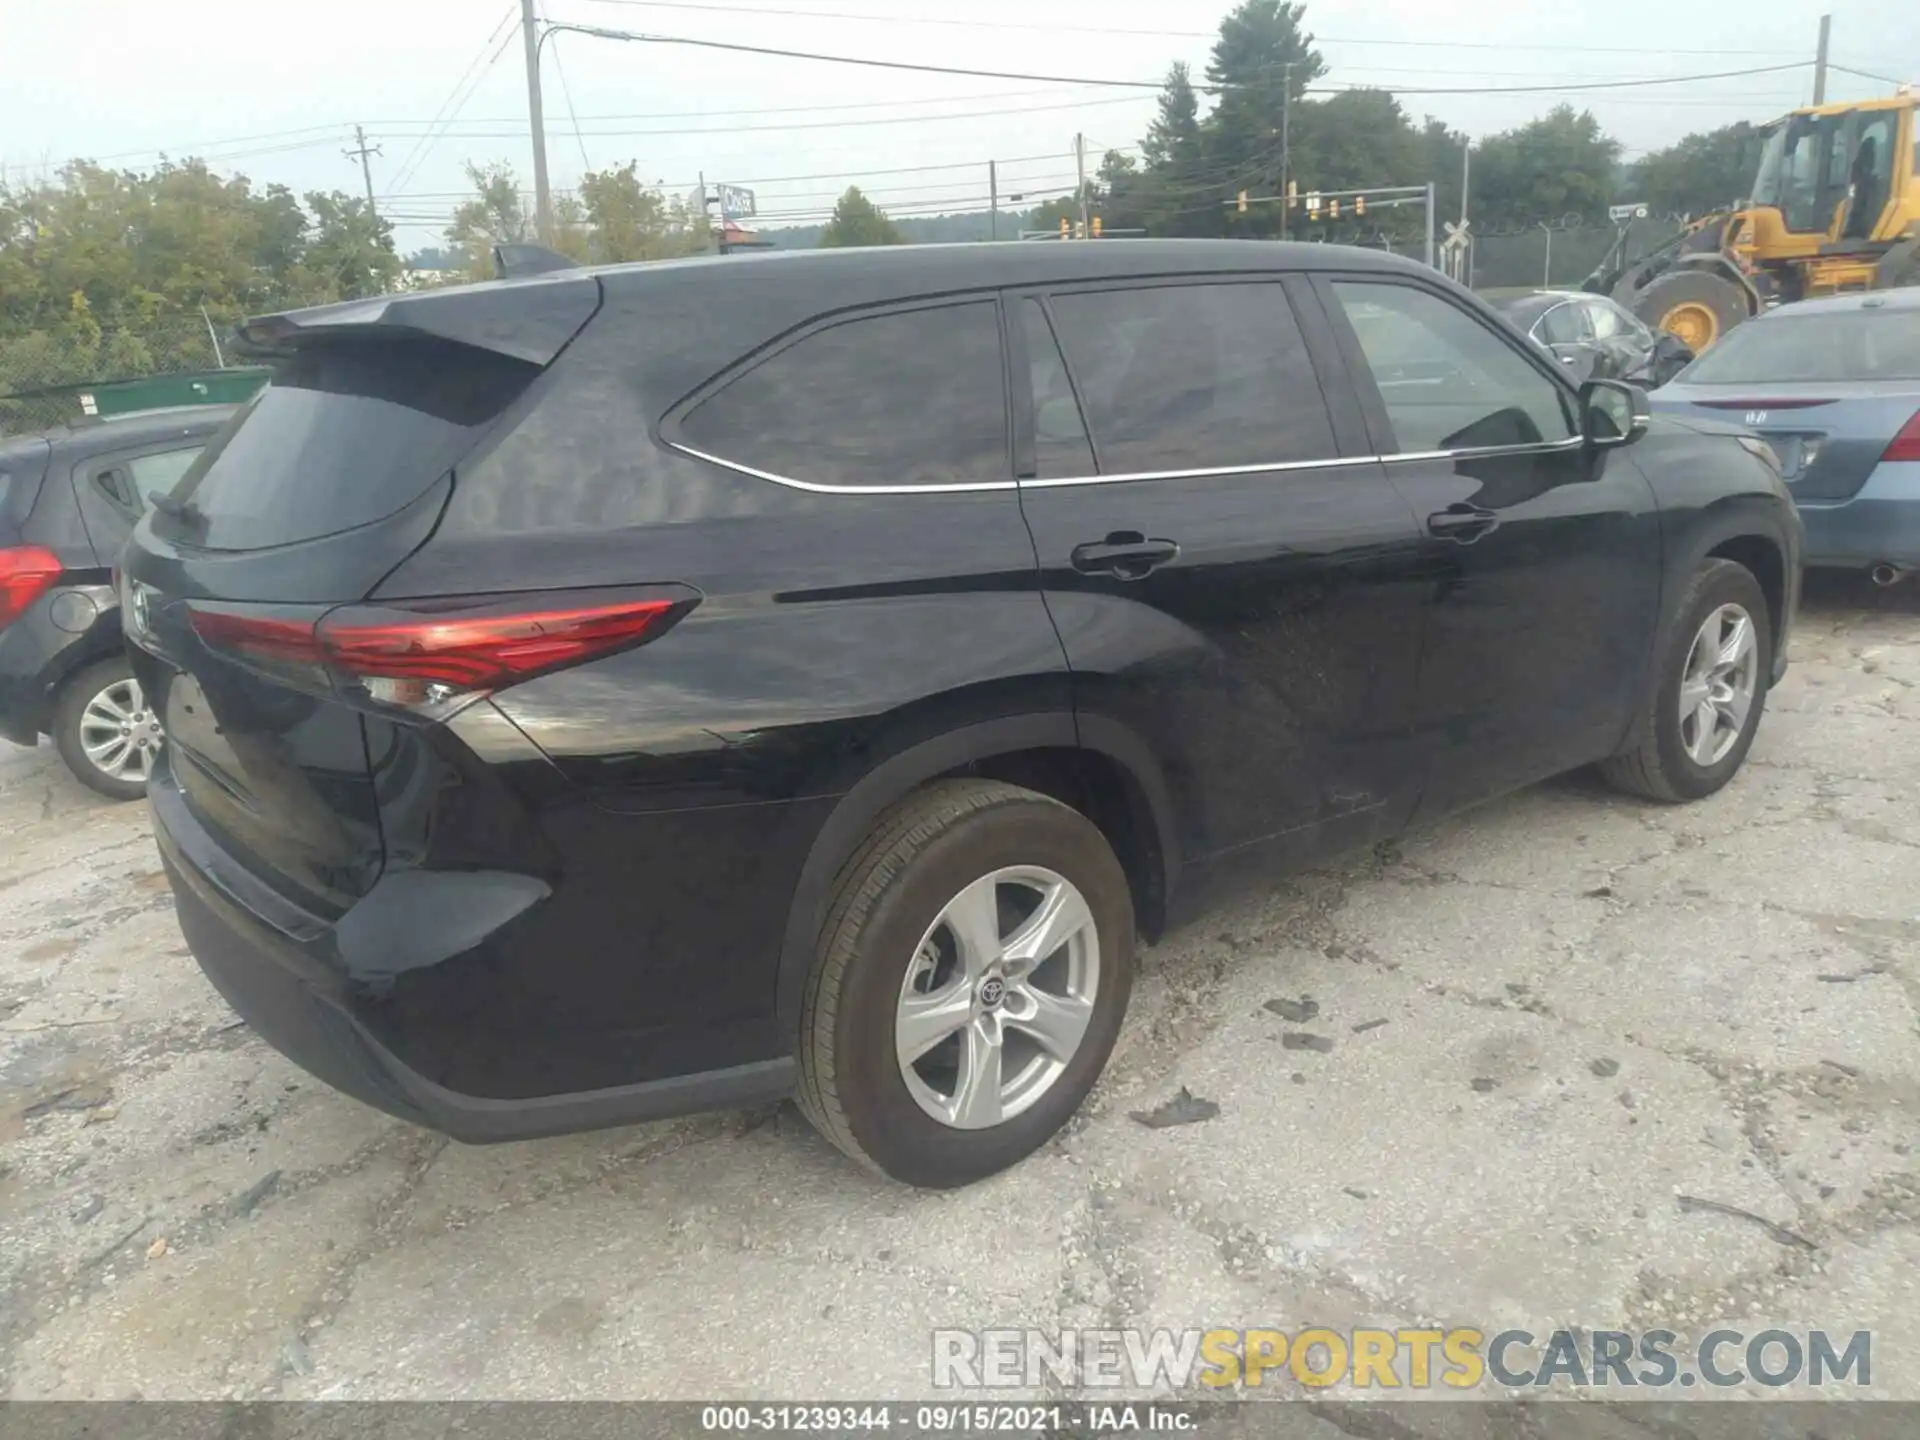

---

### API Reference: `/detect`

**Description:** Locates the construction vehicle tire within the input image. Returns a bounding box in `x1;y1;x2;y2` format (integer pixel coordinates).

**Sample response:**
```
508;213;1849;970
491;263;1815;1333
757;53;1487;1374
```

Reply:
1632;270;1752;354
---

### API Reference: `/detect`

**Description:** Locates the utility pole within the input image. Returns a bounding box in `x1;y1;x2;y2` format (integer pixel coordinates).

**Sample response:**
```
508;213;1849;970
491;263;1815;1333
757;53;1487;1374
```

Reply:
1423;181;1436;269
521;0;553;245
1461;141;1471;227
1075;133;1090;239
1812;13;1832;104
989;160;999;241
344;125;381;213
1279;60;1294;241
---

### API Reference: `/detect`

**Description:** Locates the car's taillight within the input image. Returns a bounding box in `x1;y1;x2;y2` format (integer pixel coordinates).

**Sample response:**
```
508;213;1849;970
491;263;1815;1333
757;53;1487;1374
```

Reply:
1883;410;1920;463
188;589;691;715
0;546;63;630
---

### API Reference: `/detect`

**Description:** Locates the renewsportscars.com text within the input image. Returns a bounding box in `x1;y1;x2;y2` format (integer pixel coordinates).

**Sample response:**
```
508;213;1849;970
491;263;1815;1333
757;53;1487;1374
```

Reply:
932;1327;1872;1391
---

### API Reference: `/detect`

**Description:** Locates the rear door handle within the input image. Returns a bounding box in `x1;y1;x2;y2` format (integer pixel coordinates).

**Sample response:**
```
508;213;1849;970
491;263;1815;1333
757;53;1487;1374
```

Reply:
1427;504;1500;543
1070;534;1180;580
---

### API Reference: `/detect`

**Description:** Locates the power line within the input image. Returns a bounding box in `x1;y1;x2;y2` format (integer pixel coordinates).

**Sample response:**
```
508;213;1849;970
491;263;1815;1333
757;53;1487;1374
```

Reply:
418;92;1154;139
1827;61;1912;86
545;21;595;170
565;0;1807;55
386;4;521;196
539;23;1812;98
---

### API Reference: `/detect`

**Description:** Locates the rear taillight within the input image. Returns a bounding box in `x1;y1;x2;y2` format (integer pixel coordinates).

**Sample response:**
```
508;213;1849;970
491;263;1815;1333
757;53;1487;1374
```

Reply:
188;590;690;715
0;546;63;630
1883;410;1920;464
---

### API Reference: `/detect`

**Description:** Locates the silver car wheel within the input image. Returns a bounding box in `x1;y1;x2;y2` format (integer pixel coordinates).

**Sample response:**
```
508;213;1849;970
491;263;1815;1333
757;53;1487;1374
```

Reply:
78;677;160;783
1678;602;1758;767
895;865;1100;1130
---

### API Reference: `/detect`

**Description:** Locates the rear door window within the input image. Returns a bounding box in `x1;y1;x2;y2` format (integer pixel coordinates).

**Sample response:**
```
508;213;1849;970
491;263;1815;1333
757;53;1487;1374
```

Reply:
159;337;538;551
1041;281;1337;473
676;300;1009;489
1536;302;1591;346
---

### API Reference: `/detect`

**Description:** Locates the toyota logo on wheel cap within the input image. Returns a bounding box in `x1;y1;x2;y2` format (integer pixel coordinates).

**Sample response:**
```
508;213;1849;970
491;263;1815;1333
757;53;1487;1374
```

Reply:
978;977;1006;1008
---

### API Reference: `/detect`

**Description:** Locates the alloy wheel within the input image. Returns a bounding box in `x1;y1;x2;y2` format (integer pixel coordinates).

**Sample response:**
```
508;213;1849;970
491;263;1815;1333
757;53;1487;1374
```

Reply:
79;677;160;784
895;865;1100;1130
1678;603;1758;767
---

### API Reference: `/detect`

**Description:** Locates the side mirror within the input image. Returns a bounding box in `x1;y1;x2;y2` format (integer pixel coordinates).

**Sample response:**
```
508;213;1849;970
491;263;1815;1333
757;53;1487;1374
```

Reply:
1650;332;1696;385
1581;378;1650;447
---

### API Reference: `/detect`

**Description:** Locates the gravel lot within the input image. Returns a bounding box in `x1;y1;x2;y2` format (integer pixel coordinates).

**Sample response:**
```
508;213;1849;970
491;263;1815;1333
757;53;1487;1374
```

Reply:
2;575;1917;1410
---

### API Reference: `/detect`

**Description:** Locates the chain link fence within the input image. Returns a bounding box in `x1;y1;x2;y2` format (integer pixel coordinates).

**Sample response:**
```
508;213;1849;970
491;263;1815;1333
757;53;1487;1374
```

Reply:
0;317;230;436
1455;215;1692;292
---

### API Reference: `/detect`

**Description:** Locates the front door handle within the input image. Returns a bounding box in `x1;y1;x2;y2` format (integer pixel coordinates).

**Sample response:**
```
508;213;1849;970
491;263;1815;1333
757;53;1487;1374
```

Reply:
1427;504;1500;543
1070;533;1180;580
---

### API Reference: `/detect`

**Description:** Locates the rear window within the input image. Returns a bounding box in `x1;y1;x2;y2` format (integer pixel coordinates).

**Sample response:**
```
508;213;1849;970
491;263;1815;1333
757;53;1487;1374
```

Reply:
1680;309;1920;384
157;338;538;550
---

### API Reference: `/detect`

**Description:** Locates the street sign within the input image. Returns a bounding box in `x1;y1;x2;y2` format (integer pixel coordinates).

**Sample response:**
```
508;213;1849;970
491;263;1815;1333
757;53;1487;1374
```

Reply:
716;184;757;218
1608;203;1650;222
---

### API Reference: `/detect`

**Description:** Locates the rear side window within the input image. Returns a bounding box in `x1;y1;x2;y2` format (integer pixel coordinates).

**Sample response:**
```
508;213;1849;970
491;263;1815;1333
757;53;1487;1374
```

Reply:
678;301;1008;489
1536;303;1590;346
160;338;537;550
1330;280;1577;452
1043;281;1336;473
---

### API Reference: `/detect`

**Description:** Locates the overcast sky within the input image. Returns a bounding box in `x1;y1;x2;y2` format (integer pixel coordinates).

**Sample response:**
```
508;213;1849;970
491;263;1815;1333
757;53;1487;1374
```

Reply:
3;0;1912;251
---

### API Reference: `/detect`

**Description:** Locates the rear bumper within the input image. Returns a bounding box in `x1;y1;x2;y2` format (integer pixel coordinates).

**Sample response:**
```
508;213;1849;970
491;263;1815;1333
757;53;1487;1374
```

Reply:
153;775;796;1142
1798;461;1920;569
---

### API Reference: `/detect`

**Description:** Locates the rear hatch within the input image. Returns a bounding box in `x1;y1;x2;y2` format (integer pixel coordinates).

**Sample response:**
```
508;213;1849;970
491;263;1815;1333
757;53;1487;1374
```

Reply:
121;276;601;919
1651;381;1920;502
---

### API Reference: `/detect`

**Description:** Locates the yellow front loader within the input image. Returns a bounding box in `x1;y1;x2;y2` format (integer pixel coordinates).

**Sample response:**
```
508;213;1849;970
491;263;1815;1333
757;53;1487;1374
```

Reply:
1588;92;1920;351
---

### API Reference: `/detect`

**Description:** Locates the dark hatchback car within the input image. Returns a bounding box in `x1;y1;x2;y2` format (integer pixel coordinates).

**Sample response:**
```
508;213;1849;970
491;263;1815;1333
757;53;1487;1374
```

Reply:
122;242;1801;1188
1;407;228;797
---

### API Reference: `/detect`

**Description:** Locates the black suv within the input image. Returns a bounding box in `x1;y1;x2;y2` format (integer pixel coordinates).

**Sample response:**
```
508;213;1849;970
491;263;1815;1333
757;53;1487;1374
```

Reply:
121;242;1801;1187
1;407;230;797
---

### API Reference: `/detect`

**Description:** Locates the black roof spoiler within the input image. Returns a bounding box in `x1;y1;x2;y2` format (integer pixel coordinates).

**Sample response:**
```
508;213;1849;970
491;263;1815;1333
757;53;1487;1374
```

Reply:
235;268;600;367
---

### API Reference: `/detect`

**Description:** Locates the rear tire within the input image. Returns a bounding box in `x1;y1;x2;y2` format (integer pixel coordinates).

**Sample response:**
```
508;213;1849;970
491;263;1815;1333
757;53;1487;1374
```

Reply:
1632;270;1752;354
1600;558;1771;803
53;657;157;802
796;779;1134;1188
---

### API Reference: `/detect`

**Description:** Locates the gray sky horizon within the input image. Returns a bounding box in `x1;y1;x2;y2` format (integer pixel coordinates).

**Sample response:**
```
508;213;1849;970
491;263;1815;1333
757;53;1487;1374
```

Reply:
3;0;1912;252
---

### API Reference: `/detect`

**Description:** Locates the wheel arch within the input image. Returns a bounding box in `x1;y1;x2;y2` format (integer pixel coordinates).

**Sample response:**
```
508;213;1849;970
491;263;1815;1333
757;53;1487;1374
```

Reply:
1619;504;1794;754
771;712;1179;1038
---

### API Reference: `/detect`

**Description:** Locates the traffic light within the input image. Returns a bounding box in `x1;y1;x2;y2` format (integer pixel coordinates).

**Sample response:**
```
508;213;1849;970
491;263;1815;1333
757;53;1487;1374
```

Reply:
1091;215;1102;238
1355;194;1366;216
1286;180;1298;209
1307;192;1321;217
1237;190;1248;213
1059;216;1071;239
1329;199;1340;218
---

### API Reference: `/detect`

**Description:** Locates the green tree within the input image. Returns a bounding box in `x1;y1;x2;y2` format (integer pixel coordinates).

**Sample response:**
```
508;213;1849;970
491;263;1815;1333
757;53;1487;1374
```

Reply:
1468;105;1622;228
302;191;401;301
1142;62;1204;173
1204;0;1327;197
819;186;904;247
577;161;707;261
1627;121;1764;217
446;161;531;277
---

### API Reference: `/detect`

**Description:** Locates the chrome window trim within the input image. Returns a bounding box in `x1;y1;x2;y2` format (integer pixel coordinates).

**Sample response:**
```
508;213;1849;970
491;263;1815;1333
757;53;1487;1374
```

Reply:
666;435;1587;496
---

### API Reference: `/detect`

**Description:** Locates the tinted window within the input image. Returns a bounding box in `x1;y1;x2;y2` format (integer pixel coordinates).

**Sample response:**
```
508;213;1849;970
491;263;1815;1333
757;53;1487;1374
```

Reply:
1020;299;1095;479
1044;282;1336;473
105;446;203;514
1331;281;1577;452
679;301;1008;489
161;337;537;551
1678;309;1920;383
1536;303;1590;346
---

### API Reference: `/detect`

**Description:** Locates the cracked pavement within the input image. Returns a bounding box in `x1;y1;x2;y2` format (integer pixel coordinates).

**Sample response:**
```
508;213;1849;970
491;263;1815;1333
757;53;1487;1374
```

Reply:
2;574;1917;1410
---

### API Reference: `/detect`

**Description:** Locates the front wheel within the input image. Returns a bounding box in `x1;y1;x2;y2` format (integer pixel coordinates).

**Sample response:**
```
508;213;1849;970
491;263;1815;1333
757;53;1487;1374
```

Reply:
53;657;159;801
1600;558;1772;803
796;779;1135;1188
